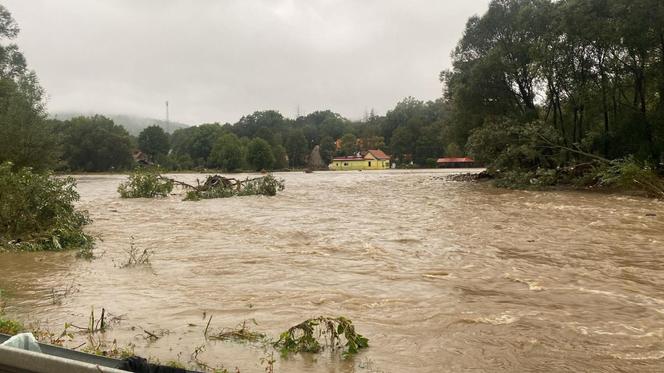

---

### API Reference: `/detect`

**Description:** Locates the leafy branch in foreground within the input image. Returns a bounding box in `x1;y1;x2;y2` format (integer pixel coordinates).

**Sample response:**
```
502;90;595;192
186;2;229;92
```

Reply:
274;316;368;358
0;162;93;254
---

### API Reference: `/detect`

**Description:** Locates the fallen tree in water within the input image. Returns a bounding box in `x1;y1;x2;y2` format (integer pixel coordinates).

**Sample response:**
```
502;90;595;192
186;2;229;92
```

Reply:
180;174;285;201
444;171;493;182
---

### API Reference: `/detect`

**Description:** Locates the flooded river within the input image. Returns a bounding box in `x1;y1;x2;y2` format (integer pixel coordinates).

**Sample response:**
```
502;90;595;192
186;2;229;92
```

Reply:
1;170;664;372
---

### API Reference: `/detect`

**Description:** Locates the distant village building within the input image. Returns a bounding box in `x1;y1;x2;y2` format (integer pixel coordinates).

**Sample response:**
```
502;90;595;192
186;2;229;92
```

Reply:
329;149;391;170
132;150;152;165
436;157;476;168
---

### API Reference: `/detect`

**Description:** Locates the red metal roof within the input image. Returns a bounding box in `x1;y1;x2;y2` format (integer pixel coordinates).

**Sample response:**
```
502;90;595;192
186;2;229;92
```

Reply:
366;149;390;160
437;157;475;163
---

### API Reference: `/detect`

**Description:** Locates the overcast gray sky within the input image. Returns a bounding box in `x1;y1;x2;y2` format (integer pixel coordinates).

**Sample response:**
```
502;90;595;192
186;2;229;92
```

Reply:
5;0;490;124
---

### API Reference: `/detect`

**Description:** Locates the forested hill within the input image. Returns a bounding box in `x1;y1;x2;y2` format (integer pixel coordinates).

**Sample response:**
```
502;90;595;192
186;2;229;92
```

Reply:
50;112;189;135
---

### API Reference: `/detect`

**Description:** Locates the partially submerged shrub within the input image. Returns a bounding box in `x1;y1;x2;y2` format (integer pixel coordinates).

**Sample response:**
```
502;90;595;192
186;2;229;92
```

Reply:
117;170;173;198
0;316;24;335
274;316;368;358
118;237;152;268
0;162;93;253
237;175;285;196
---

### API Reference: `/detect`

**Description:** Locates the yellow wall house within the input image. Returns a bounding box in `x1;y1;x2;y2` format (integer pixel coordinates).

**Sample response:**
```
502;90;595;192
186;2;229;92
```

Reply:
329;149;391;170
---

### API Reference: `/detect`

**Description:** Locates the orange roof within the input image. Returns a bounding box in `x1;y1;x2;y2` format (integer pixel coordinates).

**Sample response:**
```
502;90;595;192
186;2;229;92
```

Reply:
437;157;474;163
366;149;390;160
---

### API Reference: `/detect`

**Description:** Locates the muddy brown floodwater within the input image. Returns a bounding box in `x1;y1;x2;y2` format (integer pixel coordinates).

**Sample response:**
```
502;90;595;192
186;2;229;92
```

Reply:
1;170;664;372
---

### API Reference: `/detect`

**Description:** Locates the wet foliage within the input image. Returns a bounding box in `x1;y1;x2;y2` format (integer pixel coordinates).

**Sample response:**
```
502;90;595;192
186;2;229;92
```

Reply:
0;162;93;254
0;316;23;335
184;174;285;201
274;316;369;358
590;157;664;198
117;169;174;198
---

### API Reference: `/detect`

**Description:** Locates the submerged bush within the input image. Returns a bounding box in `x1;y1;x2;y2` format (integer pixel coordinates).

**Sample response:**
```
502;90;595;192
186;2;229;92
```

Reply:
0;162;93;253
117;170;174;198
274;316;368;358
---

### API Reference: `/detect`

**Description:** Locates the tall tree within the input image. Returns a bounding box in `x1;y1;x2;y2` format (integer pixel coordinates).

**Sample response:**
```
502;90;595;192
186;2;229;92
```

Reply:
246;138;275;171
138;125;170;161
209;133;244;171
60;116;133;172
0;5;58;171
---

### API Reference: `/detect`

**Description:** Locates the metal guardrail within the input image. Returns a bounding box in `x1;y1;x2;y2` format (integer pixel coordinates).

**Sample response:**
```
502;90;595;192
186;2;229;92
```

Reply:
0;333;201;373
0;333;125;371
0;345;127;373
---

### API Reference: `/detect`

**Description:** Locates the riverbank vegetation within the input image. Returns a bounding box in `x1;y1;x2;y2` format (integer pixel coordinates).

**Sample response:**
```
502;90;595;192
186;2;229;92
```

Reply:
0;162;92;254
442;0;664;193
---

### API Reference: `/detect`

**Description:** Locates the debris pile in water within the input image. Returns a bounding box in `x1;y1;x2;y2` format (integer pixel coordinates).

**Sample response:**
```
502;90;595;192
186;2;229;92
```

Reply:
179;174;285;201
117;170;285;200
442;171;492;182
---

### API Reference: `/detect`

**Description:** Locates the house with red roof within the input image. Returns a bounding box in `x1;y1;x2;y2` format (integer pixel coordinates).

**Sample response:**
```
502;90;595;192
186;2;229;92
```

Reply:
329;149;391;170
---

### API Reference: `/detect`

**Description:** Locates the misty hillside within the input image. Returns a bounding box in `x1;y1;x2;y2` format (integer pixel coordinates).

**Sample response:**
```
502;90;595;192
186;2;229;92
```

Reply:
50;112;189;135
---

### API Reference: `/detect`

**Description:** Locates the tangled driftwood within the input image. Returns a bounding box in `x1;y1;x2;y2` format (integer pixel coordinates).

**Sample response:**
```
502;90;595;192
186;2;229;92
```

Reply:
158;174;286;200
159;175;268;192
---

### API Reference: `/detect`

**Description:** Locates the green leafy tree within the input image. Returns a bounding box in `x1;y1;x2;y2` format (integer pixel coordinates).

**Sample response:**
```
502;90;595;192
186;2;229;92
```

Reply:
138;125;170;161
339;133;357;155
285;130;308;167
272;144;288;169
209;133;244;171
170;123;226;167
443;0;664;184
319;135;336;165
246;138;275;171
445;143;462;157
60;115;133;172
0;5;58;171
389;126;414;162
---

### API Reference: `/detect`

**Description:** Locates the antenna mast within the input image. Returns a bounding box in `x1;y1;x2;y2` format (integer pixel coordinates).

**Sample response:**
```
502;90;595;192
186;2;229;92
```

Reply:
165;100;170;126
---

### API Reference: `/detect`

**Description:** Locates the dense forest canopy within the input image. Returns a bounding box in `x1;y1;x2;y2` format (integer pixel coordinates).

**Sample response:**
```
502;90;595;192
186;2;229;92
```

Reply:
443;0;664;183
